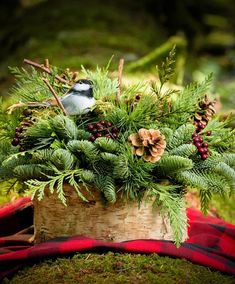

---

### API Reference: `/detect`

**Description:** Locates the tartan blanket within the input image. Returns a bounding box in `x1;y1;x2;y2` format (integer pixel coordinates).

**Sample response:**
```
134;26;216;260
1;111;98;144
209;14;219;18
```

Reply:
0;198;234;280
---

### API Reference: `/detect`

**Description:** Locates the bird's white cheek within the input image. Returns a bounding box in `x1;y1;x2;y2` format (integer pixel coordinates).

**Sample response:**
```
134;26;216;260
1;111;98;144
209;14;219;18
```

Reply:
73;83;91;91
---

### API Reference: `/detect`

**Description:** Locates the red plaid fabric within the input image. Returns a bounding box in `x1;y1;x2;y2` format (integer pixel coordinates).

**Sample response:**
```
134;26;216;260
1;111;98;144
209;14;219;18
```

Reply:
0;198;234;280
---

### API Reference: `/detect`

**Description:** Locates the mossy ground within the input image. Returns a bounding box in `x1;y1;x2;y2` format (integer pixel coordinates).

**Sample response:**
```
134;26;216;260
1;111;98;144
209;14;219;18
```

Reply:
3;253;235;284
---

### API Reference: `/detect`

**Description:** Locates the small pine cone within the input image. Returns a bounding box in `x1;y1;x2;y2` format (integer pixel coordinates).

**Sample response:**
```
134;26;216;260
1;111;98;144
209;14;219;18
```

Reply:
128;128;166;163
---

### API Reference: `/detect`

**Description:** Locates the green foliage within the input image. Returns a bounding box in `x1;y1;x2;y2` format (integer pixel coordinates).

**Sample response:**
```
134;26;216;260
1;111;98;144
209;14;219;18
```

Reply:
95;137;119;153
169;144;197;157
1;50;235;246
155;155;193;175
81;65;118;101
147;183;187;246
162;74;213;127
167;124;195;150
8;67;53;103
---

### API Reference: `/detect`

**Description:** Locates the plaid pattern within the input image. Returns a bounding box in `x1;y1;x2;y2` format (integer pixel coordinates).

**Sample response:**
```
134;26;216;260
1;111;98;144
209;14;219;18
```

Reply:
0;198;234;280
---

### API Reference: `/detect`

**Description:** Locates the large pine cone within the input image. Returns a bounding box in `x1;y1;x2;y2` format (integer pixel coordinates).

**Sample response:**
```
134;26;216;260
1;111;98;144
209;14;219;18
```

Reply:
128;128;166;163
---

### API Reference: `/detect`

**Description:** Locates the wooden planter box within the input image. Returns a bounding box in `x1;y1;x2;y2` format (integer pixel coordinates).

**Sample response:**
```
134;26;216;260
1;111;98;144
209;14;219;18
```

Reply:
33;185;188;243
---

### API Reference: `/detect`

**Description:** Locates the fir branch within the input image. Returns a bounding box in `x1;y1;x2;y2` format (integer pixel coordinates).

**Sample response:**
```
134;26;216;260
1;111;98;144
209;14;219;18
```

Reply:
94;175;116;203
148;183;187;247
155;155;193;175
199;188;212;214
50;149;75;171
100;152;119;163
79;170;95;184
176;170;208;191
167;124;195;150
169;144;196;157
13;164;49;180
67;140;98;161
50;115;79;141
95;137;119;153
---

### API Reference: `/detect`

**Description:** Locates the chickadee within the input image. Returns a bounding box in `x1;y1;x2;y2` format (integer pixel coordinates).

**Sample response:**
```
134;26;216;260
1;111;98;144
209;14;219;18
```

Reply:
7;79;96;115
60;79;96;115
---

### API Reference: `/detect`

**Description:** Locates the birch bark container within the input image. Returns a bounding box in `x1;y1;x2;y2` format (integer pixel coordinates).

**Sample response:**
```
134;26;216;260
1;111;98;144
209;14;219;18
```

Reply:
33;185;188;243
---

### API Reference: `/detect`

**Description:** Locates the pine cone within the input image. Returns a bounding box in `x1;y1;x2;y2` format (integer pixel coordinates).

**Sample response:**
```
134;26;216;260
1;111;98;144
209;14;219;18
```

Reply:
128;128;166;163
195;95;217;125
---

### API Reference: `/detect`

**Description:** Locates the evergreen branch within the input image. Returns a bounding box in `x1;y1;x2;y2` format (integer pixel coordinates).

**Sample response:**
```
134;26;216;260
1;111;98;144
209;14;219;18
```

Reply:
223;154;235;168
100;152;119;163
199;188;212;214
50;149;75;170
94;175;116;203
157;45;176;87
13;164;49;180
169;144;196;157
214;162;235;189
148;184;187;247
67;140;98;161
155;155;193;175
50;115;78;141
167;124;195;150
95;137;119;153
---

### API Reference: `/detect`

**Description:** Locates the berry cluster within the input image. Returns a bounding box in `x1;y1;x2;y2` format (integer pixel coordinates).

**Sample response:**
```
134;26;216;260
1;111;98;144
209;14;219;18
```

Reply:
194;119;213;137
87;120;119;142
192;133;209;160
11;109;34;151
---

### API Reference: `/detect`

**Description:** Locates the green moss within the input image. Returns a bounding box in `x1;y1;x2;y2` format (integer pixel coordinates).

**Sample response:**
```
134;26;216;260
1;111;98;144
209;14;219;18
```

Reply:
4;253;234;284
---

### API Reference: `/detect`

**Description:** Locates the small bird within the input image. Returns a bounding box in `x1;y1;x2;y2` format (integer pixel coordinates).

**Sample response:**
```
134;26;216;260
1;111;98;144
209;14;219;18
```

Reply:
60;79;96;115
7;79;96;115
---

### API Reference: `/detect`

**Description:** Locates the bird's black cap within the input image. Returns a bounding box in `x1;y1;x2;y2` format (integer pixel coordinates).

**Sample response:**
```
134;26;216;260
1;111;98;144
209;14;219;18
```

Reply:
76;79;93;85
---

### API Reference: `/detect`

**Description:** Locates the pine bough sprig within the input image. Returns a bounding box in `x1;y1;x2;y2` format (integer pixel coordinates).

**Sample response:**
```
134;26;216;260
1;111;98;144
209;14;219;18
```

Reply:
0;51;234;246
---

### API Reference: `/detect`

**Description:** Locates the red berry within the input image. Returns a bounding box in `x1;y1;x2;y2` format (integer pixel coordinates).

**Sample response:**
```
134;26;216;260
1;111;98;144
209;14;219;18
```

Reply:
192;133;198;138
11;138;19;146
15;127;23;133
106;122;113;127
194;142;201;148
87;124;94;131
201;153;209;160
198;137;203;143
15;131;22;138
95;132;102;138
96;122;102;128
89;135;96;142
193;137;200;143
198;147;206;154
111;127;119;133
100;120;107;126
92;128;98;134
112;133;118;139
202;142;209;148
207;131;212;136
105;134;112;139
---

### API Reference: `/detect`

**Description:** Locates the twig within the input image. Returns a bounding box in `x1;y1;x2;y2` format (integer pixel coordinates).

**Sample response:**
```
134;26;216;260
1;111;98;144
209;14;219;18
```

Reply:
42;78;67;116
117;58;124;102
44;58;50;69
23;59;69;84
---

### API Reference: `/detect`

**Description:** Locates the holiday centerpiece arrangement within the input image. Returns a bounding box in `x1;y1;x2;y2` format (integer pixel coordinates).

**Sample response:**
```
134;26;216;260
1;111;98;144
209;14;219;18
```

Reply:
0;49;234;245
